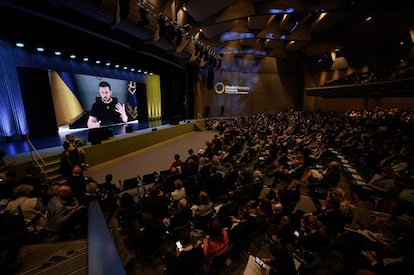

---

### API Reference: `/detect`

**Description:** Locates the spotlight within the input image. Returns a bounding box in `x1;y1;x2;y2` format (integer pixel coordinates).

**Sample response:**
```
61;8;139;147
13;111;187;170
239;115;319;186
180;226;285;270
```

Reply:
138;0;220;63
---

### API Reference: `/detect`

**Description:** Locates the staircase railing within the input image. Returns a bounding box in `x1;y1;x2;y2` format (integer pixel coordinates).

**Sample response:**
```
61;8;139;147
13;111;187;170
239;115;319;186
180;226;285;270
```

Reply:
26;135;48;178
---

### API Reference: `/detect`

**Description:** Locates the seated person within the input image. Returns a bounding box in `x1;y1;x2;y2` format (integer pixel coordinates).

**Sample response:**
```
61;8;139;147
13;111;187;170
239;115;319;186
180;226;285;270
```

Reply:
163;167;181;193
331;187;354;224
4;184;46;232
181;159;199;181
67;165;87;200
116;192;141;235
63;134;86;167
229;205;255;254
170;179;186;206
45;185;86;240
19;166;45;201
192;191;213;218
170;154;183;171
60;150;74;180
163;228;205;275
254;198;275;232
96;174;121;218
267;158;291;186
140;186;169;221
302;160;340;185
129;212;164;256
300;214;330;255
197;217;230;273
279;179;301;216
352;167;397;206
0;169;20;200
304;160;341;201
260;239;297;275
0;209;27;274
164;198;193;230
314;196;346;238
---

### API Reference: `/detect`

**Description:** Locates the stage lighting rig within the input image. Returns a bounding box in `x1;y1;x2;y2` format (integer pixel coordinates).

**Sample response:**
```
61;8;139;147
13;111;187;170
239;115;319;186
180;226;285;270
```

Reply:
135;0;222;62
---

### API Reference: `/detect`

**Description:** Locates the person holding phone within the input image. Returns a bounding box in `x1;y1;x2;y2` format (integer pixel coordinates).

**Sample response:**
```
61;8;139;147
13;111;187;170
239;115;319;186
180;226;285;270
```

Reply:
87;81;128;128
164;228;205;275
259;240;296;275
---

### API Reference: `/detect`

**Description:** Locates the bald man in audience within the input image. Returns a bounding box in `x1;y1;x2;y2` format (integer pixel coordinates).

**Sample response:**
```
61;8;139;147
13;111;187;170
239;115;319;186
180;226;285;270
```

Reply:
45;185;85;240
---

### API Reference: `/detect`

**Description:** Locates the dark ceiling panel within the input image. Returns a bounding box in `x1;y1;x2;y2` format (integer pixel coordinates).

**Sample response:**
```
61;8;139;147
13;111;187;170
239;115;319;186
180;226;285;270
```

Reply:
0;0;413;70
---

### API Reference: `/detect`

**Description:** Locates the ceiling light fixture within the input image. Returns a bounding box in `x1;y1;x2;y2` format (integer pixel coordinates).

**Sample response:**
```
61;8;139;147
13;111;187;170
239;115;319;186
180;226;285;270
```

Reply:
135;0;222;62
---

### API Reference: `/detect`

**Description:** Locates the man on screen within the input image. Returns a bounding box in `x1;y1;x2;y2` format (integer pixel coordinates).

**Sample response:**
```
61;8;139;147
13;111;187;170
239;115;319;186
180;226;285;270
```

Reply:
87;81;128;128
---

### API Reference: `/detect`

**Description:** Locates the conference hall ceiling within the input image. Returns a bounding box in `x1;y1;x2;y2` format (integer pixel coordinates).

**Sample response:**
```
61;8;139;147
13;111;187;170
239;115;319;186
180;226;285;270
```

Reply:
0;0;413;71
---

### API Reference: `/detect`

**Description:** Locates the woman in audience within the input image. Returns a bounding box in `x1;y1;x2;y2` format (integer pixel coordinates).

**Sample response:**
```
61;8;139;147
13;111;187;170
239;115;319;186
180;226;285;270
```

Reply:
170;153;183;173
170;179;186;205
199;217;230;273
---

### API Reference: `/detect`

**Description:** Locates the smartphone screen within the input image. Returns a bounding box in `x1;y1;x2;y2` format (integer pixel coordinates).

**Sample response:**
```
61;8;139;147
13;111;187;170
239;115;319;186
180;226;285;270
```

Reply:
255;256;266;269
176;241;183;251
294;230;300;237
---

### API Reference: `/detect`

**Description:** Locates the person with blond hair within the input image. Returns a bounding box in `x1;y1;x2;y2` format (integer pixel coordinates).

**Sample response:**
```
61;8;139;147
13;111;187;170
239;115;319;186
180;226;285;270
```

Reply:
171;179;186;202
5;184;46;232
331;187;354;224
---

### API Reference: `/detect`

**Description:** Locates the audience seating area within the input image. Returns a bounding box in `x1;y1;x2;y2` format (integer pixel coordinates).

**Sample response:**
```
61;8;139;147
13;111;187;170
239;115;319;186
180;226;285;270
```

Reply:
1;107;414;274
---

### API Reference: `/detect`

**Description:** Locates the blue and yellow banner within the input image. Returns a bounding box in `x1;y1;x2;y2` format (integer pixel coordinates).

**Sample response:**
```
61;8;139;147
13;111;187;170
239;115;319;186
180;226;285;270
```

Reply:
50;71;84;126
126;80;138;120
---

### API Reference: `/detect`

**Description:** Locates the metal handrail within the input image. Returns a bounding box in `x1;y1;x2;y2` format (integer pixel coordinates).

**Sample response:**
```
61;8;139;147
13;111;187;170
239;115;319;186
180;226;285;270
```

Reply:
26;135;47;177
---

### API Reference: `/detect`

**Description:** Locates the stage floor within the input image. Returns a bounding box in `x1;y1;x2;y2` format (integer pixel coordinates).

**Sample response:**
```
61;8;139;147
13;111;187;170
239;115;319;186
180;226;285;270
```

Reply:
0;120;169;158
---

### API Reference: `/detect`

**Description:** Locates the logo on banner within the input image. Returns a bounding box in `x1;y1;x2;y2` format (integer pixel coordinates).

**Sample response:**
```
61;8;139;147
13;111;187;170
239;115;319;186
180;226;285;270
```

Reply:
215;82;250;95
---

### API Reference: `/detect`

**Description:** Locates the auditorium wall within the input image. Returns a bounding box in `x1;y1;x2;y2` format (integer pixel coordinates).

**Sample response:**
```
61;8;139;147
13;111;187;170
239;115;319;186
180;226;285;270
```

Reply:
194;55;302;117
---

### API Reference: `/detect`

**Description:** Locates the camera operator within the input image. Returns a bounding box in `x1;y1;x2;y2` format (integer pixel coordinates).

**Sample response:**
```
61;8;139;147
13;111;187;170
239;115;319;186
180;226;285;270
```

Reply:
63;134;87;168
